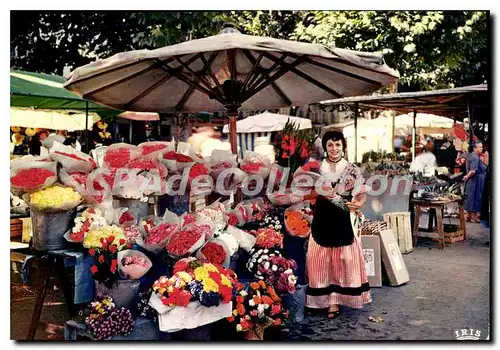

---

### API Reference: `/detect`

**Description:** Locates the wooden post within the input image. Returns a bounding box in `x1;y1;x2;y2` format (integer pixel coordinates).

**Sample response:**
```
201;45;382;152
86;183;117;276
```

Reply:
354;102;359;163
412;109;417;161
467;101;474;153
392;112;396;152
228;110;238;155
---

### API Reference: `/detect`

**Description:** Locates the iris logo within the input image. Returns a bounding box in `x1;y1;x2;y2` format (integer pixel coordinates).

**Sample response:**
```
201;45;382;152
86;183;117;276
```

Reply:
454;329;482;340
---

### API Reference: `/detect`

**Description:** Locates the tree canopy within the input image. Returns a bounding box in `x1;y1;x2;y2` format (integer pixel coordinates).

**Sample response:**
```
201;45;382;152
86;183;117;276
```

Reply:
11;10;488;92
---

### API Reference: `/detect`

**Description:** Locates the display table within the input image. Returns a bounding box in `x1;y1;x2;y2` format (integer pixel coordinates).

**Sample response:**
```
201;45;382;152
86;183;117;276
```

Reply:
411;198;466;249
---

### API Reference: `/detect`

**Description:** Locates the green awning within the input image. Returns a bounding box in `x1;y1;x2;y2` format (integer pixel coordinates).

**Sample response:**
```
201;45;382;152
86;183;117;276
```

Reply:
10;70;122;119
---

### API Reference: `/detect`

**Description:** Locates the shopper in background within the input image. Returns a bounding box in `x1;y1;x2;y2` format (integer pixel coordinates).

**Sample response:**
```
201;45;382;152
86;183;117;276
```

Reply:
463;141;487;223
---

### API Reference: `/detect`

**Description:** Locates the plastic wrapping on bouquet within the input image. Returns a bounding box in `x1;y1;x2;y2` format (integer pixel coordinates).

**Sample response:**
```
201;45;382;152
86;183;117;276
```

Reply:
115;197;150;223
95;279;141;311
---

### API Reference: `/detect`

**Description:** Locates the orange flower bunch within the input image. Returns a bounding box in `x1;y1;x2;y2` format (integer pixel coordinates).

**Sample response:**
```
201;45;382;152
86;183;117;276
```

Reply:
285;210;311;238
227;280;288;338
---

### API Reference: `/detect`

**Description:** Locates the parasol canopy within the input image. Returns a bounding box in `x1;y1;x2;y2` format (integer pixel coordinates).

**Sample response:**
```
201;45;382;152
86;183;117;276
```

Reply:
64;24;399;153
117;111;160;121
222;112;311;133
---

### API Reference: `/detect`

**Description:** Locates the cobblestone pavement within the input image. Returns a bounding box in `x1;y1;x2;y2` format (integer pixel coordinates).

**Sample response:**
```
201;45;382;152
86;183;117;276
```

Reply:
11;218;490;341
287;219;490;340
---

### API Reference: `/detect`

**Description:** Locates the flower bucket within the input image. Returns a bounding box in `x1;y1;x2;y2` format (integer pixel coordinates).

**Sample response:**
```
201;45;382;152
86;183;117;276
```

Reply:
95;279;141;311
115;197;149;223
282;284;307;325
31;209;76;251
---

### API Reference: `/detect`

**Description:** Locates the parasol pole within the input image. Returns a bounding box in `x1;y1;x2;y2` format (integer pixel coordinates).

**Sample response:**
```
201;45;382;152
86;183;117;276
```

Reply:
354;102;359;163
85;101;89;153
412;109;417;161
467;99;474;153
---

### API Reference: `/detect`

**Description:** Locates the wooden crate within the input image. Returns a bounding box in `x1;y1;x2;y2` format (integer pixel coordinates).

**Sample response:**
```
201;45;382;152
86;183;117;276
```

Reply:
383;212;413;254
10;219;22;238
443;229;465;244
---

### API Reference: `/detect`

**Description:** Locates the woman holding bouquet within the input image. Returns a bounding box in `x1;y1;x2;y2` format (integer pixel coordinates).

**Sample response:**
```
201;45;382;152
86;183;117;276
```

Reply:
306;131;370;319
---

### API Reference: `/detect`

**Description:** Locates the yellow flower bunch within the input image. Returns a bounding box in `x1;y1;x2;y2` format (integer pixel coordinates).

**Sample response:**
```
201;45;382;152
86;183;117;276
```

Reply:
202;277;219;293
194;266;209;281
220;275;232;288
177;271;193;283
30;186;82;211
83;225;126;249
204;263;219;273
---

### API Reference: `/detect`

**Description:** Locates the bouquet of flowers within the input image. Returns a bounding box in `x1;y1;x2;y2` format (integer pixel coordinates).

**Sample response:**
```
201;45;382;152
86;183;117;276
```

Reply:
26;184;83;212
10;157;58;196
102;143;141;169
227;280;288;340
138;141;171;159
239;152;271;179
137;214;179;254
196;239;230;266
122;225;142;244
166;224;206;258
128;158;168;178
246;247;283;277
117;249;152;280
266;189;304;206
256;256;297;295
197;205;227;235
49;141;96;173
206;149;238;190
113;207;137;226
84;295;135;340
176;213;194;228
251;228;284;249
65;207;107;243
153;259;235;308
260;208;285;233
275;120;316;177
84;226;131;287
284;203;313;238
187;163;210;192
159;142;202;173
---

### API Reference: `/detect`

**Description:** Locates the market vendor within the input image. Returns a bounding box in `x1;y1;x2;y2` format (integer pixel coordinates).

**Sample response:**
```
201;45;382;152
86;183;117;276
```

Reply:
306;130;371;319
409;141;438;177
464;141;487;223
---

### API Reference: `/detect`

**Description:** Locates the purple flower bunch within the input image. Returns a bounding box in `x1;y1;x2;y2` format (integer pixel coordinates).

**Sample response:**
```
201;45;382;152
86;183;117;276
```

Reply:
256;255;298;295
84;294;135;340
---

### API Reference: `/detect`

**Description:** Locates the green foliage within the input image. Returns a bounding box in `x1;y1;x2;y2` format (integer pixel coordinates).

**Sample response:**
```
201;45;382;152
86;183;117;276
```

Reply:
11;11;488;91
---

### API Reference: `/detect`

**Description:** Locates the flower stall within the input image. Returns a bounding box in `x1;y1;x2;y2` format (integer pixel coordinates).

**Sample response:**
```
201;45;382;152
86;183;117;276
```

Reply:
12;132;322;341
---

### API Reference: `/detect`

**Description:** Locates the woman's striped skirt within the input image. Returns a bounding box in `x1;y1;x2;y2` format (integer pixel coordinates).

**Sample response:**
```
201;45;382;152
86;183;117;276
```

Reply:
306;235;371;309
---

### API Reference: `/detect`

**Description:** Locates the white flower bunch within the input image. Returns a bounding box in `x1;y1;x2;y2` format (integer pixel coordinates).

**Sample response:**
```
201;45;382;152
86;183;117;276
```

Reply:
261;215;283;232
246;247;283;277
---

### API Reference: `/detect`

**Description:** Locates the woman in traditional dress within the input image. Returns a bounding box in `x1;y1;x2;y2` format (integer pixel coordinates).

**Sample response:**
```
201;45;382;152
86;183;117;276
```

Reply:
306;131;370;319
464;141;487;223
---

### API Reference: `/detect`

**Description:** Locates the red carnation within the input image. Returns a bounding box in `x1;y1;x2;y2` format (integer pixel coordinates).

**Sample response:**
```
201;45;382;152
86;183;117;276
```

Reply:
109;245;117;253
90;265;98;274
88;248;96;256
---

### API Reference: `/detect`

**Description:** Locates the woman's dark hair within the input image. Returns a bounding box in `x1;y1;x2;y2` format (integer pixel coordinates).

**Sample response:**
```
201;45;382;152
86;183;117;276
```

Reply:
322;130;347;153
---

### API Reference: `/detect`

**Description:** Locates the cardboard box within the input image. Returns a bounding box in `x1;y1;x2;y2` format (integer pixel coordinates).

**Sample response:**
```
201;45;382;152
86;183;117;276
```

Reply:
377;229;410;286
361;235;382;287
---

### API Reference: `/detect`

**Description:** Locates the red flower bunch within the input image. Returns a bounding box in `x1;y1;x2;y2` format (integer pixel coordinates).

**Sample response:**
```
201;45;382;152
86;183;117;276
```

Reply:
166;228;203;256
200;242;227;265
188;163;209;179
144;222;178;245
128;159;167;178
163;151;193;163
211;162;233;170
301;160;321;173
152;274;193;307
89;236;131;287
104;148;132;168
240;163;264;175
252;228;284;249
11;168;55;191
54;151;85;161
181;213;197;227
172;257;204;275
141;144;167;156
226;213;238;226
70;172;89;186
119;211;135;225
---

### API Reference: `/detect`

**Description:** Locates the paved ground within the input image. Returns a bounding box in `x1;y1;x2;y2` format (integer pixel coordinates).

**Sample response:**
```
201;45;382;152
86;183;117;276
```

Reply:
11;217;490;341
287;218;490;341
